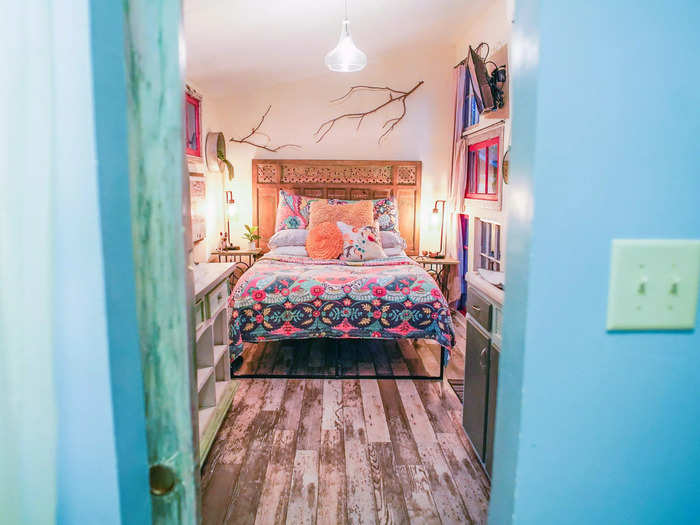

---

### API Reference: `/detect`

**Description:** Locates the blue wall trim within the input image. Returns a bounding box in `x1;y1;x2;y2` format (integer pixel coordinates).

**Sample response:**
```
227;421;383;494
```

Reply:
89;1;152;522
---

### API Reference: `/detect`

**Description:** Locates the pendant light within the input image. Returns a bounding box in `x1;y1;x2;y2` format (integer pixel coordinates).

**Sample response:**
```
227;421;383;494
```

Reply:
325;0;367;72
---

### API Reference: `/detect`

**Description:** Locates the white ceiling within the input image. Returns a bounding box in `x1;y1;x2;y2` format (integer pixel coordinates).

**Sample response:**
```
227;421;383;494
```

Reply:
183;0;487;95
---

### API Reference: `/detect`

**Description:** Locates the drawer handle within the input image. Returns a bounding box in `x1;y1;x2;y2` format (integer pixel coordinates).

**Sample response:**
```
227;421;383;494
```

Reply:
217;293;223;301
479;348;488;369
471;304;481;312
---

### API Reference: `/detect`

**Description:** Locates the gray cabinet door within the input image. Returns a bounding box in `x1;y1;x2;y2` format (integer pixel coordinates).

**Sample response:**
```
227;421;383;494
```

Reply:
485;344;500;476
463;319;490;460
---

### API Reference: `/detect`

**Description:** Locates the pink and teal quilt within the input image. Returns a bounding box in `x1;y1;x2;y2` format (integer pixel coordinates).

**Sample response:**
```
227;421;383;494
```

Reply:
228;255;455;360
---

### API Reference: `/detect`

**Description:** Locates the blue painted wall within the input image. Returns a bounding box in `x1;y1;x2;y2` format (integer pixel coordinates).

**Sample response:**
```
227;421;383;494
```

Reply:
52;0;121;521
492;1;700;523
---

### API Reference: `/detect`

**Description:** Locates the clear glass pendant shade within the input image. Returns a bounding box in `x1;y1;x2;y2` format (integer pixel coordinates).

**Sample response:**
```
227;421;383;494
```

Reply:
325;19;367;72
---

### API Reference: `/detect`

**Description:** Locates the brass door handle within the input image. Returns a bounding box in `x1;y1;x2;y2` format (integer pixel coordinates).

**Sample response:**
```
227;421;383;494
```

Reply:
150;464;176;496
471;304;481;312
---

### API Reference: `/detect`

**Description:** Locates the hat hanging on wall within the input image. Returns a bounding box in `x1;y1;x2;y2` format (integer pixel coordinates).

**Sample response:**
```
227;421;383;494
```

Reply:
205;131;233;181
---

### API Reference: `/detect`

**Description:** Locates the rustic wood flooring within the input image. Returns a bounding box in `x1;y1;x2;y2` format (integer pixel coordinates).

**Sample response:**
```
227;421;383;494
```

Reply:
201;313;490;524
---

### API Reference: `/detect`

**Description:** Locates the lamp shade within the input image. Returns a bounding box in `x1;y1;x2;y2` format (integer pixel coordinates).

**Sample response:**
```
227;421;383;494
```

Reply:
325;19;367;72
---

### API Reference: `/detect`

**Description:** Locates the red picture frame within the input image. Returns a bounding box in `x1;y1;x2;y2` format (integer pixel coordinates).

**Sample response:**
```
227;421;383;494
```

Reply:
465;136;499;201
185;93;201;157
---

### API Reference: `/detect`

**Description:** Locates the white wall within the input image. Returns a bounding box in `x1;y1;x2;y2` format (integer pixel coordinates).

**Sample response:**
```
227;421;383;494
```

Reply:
201;42;457;251
186;81;229;263
454;0;513;275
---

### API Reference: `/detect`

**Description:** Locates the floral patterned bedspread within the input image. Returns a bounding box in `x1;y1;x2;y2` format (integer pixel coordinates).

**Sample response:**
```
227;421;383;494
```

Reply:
228;255;455;361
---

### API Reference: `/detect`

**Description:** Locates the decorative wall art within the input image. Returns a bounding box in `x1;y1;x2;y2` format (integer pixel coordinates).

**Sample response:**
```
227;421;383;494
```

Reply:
185;86;202;157
189;173;206;244
205;131;234;181
315;81;424;143
230;105;301;153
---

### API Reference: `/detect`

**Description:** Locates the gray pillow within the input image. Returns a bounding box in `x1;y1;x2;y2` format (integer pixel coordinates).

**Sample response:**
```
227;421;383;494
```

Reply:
380;231;407;249
268;229;309;248
268;246;309;257
383;246;406;257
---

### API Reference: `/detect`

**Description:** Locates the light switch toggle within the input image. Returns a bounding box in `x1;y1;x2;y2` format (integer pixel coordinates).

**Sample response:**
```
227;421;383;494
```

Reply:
670;277;679;296
637;276;648;295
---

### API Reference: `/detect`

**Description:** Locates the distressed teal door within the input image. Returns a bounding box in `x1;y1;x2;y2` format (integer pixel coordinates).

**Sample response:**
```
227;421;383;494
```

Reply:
123;0;200;522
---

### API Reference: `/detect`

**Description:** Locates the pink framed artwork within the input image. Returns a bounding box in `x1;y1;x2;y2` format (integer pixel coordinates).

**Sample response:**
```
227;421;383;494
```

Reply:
185;93;201;157
465;136;499;201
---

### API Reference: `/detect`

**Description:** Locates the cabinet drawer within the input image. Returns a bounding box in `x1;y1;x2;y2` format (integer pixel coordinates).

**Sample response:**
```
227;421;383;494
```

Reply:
206;280;229;318
463;319;490;460
467;287;492;331
194;299;206;330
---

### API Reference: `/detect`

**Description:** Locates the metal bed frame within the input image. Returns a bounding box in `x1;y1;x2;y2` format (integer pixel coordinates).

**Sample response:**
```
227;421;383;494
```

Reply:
231;341;445;381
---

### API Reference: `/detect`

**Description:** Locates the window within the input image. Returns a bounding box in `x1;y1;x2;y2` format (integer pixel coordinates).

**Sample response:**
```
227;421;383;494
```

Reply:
185;93;201;157
465;136;499;201
478;219;502;272
463;72;480;130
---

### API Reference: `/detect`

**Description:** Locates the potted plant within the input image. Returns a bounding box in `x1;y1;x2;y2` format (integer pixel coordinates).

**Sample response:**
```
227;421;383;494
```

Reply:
243;224;261;250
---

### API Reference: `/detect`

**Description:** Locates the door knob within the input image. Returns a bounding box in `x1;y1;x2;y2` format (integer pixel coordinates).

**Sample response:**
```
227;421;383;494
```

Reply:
149;464;177;496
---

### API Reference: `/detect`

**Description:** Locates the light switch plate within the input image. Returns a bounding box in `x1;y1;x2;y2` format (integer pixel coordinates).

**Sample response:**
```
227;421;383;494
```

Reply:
607;239;700;331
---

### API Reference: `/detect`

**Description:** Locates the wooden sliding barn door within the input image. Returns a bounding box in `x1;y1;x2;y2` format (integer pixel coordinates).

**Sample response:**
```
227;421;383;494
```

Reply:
123;0;200;522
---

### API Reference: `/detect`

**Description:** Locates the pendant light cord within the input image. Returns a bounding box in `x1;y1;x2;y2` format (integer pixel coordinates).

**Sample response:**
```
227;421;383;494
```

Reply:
345;0;348;20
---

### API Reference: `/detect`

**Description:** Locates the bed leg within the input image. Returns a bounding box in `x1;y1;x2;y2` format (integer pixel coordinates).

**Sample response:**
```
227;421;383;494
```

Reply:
439;347;445;381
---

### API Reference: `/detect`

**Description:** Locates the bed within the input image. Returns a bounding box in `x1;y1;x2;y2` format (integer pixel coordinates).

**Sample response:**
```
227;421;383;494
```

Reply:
229;159;455;380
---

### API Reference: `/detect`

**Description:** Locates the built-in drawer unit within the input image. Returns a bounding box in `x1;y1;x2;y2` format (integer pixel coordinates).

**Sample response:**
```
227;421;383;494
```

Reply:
467;287;492;330
194;298;206;331
206;280;229;318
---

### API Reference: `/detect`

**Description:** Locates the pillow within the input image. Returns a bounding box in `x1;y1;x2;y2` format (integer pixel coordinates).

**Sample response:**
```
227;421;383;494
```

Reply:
380;231;407;249
373;198;400;233
328;197;400;233
267;246;309;257
383;246;406;257
337;221;386;261
268;229;309;248
308;200;374;230
274;189;318;231
306;222;344;259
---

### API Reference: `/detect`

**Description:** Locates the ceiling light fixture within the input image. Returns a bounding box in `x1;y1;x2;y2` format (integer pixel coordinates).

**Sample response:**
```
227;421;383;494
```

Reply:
325;0;367;73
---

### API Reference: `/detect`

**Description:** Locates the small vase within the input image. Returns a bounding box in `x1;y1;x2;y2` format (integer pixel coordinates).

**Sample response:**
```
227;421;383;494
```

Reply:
248;241;257;250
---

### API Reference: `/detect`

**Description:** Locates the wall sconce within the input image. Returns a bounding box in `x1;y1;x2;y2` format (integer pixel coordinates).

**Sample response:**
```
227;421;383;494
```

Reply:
430;200;446;259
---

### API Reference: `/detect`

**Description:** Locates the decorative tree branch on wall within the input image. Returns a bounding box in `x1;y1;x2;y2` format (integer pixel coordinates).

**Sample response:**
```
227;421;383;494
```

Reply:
230;105;301;152
315;80;424;143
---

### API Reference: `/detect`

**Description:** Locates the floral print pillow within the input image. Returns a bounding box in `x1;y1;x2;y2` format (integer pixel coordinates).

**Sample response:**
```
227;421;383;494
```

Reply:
274;189;317;231
373;198;399;233
337;221;386;261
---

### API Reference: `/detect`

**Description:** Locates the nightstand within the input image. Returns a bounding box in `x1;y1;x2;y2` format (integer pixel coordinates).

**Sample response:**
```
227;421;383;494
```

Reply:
210;249;263;284
410;256;460;298
211;248;262;269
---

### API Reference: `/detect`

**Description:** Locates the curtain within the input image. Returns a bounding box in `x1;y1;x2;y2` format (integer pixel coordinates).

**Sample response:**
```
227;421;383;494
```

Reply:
445;65;468;303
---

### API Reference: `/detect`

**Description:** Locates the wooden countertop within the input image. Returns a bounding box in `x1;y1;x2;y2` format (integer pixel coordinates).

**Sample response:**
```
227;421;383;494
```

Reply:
193;262;237;301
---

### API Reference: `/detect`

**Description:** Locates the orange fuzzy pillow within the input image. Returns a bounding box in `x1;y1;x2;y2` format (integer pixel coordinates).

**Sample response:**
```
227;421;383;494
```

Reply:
308;200;374;230
306;222;344;259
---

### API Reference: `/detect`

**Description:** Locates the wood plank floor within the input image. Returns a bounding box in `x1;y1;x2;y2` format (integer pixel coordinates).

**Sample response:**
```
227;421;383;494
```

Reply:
201;313;490;524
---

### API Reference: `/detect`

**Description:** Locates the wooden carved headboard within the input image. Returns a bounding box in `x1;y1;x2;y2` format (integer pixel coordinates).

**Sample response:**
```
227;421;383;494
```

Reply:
252;159;422;255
